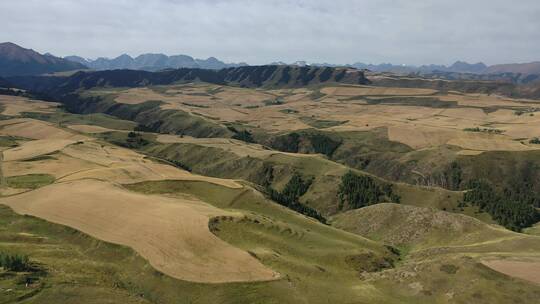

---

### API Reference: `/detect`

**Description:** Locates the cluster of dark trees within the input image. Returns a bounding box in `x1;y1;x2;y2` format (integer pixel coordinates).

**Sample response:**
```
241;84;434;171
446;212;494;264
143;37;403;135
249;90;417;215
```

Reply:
338;171;400;210
309;133;342;156
270;131;341;157
232;130;255;143
123;132;150;149
0;252;31;272
464;179;539;231
271;133;301;153
166;158;192;172
253;162;275;187
443;161;463;191
266;173;327;223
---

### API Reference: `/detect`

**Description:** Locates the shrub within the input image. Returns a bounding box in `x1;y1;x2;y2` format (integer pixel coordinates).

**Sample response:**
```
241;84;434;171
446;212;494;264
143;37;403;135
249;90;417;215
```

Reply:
530;137;540;144
121;132;149;149
0;252;31;272
167;159;192;172
463;127;503;134
232;130;255;143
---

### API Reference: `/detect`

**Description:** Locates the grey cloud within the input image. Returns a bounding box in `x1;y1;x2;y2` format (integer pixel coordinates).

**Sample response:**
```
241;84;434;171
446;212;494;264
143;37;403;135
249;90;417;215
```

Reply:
0;0;539;65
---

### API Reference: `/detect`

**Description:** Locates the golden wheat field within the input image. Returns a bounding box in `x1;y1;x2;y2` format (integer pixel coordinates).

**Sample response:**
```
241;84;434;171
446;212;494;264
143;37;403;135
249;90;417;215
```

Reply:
84;83;540;155
0;114;275;283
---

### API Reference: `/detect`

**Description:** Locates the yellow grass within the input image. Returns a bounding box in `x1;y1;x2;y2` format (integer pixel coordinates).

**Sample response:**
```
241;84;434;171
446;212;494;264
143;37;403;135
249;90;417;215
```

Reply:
0;187;28;196
114;87;171;104
0;95;59;116
447;136;534;152
456;150;485;156
3;152;101;178
3;139;77;161
0;118;88;140
387;126;454;149
156;134;318;159
68;124;117;133
320;86;438;96
0;179;277;283
59;161;242;188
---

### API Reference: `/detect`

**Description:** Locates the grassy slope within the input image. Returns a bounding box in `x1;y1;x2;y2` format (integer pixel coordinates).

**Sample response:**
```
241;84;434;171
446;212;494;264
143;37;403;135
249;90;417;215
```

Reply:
2;179;538;304
331;203;540;303
331;203;510;250
120;180;401;303
0;203;308;304
141;139;476;220
66;92;233;138
126;181;540;304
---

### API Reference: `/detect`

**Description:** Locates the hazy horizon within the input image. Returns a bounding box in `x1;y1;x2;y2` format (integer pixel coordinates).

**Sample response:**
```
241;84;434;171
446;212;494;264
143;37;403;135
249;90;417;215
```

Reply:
1;0;539;66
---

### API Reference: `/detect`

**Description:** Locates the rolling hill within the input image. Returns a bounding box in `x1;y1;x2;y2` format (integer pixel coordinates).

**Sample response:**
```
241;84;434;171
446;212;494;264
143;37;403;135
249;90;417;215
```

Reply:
1;79;540;303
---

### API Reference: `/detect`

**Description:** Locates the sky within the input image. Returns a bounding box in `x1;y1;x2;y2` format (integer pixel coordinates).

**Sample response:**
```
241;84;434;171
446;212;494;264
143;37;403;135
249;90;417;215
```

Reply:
1;0;539;66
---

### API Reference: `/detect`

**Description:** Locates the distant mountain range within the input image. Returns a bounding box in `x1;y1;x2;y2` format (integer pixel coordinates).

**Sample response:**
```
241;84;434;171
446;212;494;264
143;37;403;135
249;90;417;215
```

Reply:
0;42;87;77
278;60;540;80
2;42;540;81
348;61;489;74
64;53;247;71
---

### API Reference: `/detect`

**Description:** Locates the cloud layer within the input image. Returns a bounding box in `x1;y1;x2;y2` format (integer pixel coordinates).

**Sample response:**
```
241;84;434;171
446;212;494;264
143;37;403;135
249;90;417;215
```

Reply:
1;0;539;65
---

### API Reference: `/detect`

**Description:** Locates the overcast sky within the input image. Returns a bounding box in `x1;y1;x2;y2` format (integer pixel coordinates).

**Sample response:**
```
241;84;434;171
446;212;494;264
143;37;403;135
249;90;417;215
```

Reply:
1;0;539;65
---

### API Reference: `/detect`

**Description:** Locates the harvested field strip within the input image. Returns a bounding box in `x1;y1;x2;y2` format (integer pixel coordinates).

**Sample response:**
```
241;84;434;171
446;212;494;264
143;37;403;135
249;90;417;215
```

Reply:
58;161;243;188
68;124;118;133
482;259;540;285
0;179;278;283
0;119;87;140
2;152;101;178
0;95;58;116
3;139;77;161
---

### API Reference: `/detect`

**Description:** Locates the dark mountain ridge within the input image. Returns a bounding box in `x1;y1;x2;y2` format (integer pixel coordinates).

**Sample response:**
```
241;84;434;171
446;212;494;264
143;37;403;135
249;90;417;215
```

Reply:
0;77;11;88
8;65;370;96
0;42;87;77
